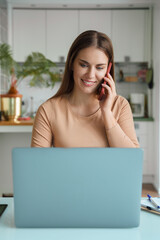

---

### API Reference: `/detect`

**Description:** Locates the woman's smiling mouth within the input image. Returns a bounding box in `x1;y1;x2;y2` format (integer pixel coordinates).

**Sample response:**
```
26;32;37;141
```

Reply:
81;79;96;86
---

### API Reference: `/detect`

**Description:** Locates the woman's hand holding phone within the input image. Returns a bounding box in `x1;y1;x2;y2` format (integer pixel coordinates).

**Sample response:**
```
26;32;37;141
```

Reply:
98;62;117;113
98;62;112;101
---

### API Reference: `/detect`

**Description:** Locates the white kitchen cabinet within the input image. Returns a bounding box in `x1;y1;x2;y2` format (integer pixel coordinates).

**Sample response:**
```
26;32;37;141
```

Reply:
112;10;150;62
46;10;79;62
13;9;46;62
134;121;154;176
79;10;112;38
12;9;151;63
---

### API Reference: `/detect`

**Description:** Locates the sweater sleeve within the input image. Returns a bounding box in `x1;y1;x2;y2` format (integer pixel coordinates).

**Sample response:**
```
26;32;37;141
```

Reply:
31;104;53;147
106;98;139;148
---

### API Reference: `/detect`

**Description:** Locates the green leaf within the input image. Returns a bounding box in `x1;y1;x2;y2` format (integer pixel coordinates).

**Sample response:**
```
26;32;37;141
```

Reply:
0;44;60;89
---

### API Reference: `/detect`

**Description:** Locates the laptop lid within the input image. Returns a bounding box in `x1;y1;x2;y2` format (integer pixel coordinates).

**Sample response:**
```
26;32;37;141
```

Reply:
12;147;143;228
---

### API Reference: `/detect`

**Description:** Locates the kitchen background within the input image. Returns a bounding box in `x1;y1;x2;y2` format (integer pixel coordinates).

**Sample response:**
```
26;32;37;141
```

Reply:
0;0;160;197
9;7;152;118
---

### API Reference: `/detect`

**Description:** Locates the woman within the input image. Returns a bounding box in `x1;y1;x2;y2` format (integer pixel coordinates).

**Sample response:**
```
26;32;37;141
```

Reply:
31;30;139;148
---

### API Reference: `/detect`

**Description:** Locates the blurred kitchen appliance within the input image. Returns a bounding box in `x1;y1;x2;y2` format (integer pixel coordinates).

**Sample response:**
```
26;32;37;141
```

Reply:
130;93;145;117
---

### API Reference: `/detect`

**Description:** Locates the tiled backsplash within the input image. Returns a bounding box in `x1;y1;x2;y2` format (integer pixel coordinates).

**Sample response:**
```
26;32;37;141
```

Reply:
0;0;8;94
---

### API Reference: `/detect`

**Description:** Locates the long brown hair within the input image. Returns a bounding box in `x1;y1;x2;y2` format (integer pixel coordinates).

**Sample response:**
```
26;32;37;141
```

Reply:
54;30;114;98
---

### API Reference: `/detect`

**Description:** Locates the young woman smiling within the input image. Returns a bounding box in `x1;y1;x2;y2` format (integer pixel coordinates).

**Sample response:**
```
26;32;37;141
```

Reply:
31;30;139;148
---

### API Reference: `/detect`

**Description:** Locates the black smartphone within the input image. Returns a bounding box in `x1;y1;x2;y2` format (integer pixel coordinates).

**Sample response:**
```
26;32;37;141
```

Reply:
98;62;112;101
0;204;8;217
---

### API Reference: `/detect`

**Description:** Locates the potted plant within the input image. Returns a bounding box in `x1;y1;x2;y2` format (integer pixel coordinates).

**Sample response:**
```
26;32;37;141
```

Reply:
0;43;22;121
16;51;60;88
0;43;18;93
0;43;60;121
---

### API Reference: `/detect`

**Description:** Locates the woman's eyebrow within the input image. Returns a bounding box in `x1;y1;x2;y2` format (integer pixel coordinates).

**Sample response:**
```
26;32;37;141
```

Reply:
79;59;89;64
97;63;107;66
79;59;107;66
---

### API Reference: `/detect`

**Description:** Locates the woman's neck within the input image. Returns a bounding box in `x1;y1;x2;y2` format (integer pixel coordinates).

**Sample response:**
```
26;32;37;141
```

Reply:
67;91;100;117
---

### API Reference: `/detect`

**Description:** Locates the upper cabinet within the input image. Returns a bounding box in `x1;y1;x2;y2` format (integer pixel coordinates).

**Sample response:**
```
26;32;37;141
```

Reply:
79;10;111;38
112;10;151;62
13;10;46;62
12;8;151;63
13;9;79;62
46;10;79;62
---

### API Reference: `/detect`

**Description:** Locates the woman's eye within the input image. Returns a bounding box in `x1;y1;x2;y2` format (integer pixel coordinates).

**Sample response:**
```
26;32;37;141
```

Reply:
97;66;104;70
80;63;88;68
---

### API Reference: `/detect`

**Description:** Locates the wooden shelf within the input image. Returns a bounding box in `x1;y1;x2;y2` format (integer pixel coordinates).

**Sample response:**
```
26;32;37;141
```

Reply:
0;120;34;126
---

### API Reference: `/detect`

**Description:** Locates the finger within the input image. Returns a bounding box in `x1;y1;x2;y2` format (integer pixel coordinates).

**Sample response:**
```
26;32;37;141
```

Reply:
103;77;115;91
102;81;117;97
101;83;112;94
104;75;114;84
107;73;114;81
107;74;116;91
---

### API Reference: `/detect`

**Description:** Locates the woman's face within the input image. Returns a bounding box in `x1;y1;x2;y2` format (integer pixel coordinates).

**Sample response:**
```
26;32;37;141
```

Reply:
72;46;109;95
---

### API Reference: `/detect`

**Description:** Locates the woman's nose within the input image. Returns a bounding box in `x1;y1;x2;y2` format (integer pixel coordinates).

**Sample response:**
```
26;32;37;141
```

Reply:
87;67;95;78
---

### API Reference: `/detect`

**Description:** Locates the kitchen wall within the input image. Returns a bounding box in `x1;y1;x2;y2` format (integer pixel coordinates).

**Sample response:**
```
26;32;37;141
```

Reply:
0;0;8;94
18;79;61;117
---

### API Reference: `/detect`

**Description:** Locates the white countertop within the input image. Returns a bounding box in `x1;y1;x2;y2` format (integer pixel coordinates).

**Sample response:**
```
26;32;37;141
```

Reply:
0;120;33;133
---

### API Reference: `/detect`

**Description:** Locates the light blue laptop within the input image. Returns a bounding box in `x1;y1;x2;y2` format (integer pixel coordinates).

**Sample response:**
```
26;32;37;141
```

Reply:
12;147;143;228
